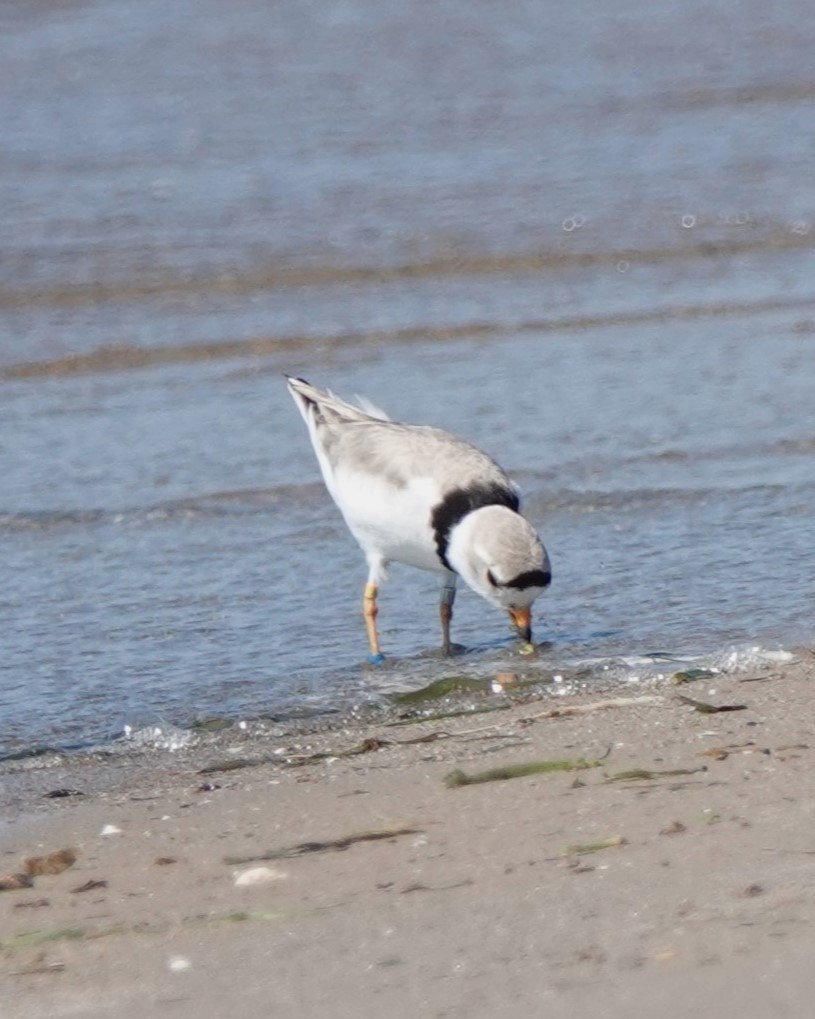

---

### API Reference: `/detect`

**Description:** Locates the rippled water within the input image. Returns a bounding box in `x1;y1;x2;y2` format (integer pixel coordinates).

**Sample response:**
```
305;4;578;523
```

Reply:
2;0;815;756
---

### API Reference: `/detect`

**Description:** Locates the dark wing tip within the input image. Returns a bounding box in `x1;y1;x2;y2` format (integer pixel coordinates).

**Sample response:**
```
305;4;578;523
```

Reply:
286;375;316;405
285;376;323;421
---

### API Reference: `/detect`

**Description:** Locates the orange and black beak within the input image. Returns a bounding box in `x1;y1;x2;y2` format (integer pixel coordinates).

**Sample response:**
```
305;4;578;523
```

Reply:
508;607;532;644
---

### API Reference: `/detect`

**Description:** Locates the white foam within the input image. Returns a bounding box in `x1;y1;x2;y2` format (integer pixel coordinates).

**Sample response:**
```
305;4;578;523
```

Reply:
709;645;795;672
122;724;197;752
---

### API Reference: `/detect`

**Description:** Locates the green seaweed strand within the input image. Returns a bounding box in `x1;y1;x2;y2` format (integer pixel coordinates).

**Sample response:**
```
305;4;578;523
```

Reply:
445;757;602;788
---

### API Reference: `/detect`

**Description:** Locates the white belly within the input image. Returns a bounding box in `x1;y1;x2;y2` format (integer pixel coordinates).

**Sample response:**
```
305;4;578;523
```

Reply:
332;472;445;573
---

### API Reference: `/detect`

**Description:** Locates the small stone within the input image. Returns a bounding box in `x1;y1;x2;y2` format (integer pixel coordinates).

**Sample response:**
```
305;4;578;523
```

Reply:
25;849;78;876
0;873;34;892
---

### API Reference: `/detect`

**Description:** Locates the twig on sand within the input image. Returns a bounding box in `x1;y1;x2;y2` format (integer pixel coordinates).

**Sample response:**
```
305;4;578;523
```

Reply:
199;755;276;775
200;739;391;773
676;695;747;714
520;695;662;723
223;825;422;865
603;766;707;783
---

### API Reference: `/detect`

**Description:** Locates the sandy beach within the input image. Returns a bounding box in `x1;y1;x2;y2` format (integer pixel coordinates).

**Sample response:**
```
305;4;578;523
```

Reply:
2;651;814;1018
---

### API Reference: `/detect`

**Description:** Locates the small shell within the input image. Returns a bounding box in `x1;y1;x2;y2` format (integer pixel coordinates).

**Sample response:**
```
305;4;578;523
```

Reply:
234;866;288;887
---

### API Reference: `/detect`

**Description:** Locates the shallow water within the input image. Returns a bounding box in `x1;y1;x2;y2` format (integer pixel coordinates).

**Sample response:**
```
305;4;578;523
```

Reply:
2;0;815;756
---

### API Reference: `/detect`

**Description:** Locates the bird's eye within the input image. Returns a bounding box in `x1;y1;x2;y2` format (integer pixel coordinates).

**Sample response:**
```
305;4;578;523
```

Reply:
486;568;499;588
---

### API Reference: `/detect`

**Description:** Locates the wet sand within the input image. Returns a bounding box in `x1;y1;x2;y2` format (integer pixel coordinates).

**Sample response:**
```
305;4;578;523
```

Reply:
2;651;814;1018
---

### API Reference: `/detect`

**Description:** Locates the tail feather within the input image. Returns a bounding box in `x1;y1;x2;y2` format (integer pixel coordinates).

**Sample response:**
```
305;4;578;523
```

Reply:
354;395;389;421
285;375;390;424
286;375;324;424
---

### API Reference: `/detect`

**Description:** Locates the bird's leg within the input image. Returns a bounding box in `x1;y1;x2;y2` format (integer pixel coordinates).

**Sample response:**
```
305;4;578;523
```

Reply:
363;582;384;664
439;574;457;655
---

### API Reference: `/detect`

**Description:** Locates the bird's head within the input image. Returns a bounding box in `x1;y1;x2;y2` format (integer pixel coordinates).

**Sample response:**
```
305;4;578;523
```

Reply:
446;506;551;643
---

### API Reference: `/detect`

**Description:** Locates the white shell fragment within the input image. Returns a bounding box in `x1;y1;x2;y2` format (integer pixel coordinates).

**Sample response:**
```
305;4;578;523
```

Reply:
234;866;288;887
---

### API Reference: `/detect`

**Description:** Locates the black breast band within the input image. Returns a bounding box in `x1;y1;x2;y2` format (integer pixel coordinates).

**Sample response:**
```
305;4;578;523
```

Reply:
431;484;520;571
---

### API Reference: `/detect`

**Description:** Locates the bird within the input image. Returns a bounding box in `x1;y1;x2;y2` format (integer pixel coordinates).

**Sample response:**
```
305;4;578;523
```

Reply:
286;376;551;663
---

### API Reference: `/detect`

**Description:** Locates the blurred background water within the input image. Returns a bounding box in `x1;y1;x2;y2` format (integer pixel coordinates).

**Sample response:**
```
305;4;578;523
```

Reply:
2;0;814;755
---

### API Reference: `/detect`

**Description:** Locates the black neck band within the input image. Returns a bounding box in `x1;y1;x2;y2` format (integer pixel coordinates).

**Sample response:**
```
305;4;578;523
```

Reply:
431;484;519;571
